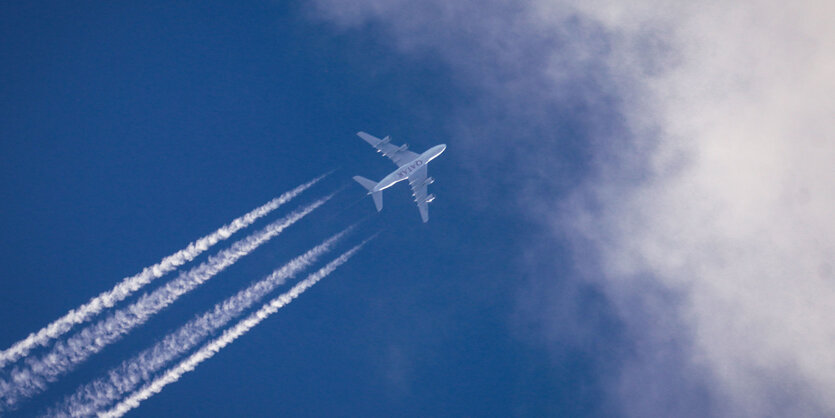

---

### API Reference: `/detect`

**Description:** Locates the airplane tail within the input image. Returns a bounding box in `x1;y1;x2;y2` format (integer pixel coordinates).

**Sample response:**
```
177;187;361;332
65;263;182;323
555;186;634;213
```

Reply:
353;176;383;212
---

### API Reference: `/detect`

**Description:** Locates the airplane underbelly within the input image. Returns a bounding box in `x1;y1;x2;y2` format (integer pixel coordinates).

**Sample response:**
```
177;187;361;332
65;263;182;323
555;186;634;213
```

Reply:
377;158;425;191
377;175;403;191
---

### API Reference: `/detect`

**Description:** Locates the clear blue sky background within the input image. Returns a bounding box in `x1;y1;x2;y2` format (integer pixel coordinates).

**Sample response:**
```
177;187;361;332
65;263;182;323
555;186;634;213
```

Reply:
1;1;623;416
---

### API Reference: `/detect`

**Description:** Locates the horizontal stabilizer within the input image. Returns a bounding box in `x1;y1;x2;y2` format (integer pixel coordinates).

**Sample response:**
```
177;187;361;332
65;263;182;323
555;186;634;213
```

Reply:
370;191;383;211
353;175;377;192
353;175;383;212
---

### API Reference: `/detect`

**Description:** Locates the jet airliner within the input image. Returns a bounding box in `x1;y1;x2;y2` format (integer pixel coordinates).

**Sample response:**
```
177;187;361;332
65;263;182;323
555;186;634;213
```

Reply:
352;131;446;223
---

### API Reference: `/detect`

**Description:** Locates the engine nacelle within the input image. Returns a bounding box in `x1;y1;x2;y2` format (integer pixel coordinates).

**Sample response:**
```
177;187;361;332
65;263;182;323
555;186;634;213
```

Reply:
425;194;436;203
398;144;409;152
380;136;391;145
423;177;434;186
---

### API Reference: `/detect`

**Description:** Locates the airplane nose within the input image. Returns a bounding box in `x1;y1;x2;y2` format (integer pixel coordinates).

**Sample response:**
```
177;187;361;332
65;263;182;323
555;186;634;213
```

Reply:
439;144;447;153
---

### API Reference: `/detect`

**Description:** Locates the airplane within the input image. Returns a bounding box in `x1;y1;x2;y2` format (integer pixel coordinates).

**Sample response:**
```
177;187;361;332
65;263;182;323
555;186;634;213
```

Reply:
352;131;446;223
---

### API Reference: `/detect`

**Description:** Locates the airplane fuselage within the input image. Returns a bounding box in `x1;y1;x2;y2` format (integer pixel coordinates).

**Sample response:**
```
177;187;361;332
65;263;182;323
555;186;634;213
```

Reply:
373;144;446;192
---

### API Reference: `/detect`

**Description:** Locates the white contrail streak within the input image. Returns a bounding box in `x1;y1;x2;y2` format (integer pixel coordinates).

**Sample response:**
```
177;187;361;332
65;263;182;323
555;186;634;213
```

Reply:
101;241;369;418
51;227;353;417
0;196;332;409
0;175;326;370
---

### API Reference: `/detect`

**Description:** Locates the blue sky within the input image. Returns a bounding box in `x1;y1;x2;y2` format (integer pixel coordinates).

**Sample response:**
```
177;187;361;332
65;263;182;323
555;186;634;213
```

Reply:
3;1;835;417
0;1;604;416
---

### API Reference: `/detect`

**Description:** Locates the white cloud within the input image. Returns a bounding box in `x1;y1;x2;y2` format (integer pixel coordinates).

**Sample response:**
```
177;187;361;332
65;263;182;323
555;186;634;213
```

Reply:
555;2;835;416
311;1;835;416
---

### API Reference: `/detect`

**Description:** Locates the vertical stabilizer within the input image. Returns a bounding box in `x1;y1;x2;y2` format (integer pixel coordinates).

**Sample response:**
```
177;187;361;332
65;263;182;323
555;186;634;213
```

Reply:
353;176;384;212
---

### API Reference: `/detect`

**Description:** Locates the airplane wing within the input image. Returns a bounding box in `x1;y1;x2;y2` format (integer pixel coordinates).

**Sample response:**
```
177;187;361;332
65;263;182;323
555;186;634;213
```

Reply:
408;165;430;223
357;131;420;167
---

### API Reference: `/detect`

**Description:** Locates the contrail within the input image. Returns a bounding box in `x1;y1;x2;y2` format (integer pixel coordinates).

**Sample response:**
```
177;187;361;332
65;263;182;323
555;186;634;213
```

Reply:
50;227;353;417
0;174;326;370
0;196;332;410
101;241;369;418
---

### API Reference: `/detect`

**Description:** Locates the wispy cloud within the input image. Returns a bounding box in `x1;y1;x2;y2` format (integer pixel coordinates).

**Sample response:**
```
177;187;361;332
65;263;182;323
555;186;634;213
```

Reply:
312;1;835;416
558;3;835;416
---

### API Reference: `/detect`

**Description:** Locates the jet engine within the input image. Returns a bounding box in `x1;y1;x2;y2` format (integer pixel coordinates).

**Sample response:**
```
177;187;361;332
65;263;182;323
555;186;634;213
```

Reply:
423;177;434;186
380;136;391;145
398;144;409;152
425;194;436;203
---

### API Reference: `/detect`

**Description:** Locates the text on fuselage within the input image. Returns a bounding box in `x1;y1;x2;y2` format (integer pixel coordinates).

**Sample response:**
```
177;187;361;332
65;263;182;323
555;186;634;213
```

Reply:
398;159;424;178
